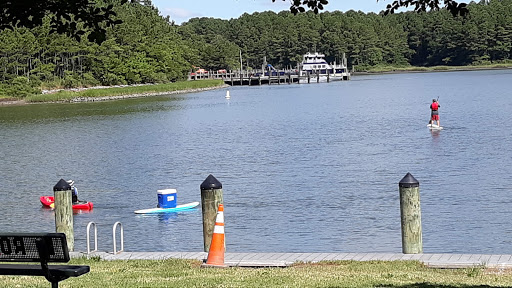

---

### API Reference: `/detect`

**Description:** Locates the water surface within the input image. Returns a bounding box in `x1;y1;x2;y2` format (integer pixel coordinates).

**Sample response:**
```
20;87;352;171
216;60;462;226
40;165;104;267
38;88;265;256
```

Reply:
1;69;512;253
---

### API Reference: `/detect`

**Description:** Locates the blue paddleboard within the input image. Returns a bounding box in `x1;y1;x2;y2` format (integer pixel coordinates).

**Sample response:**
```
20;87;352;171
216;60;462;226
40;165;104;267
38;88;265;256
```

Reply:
134;202;199;214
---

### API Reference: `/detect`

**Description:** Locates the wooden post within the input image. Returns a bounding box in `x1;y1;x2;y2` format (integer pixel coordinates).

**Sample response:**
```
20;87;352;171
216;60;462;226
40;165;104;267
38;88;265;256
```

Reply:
307;71;310;84
53;179;74;251
327;72;330;83
316;71;320;83
399;173;423;254
201;174;223;252
258;75;261;85
230;70;233;86
278;71;280;85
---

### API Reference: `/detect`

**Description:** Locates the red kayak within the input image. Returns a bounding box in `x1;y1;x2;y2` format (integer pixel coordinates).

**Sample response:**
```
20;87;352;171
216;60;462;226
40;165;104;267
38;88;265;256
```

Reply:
40;196;93;210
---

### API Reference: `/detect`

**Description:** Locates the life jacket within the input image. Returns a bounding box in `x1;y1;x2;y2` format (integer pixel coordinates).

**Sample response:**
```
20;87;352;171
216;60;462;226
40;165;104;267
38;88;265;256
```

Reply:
431;102;438;110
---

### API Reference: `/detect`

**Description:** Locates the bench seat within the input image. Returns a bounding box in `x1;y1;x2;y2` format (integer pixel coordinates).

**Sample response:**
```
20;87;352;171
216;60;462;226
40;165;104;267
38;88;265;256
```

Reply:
0;264;90;277
0;233;90;287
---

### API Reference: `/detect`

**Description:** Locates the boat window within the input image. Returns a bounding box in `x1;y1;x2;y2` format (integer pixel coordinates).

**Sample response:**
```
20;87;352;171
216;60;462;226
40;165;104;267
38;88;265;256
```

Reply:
313;65;316;69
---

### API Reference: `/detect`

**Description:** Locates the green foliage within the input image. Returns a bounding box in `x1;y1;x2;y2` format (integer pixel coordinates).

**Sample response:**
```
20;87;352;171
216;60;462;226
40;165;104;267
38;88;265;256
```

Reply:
0;0;128;44
183;1;512;69
1;77;40;98
2;0;512;99
25;79;224;102
282;0;470;17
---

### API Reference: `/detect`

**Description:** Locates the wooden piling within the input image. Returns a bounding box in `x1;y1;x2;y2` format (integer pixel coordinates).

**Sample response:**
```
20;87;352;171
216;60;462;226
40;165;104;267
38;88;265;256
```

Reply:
399;173;423;254
53;179;74;251
200;174;224;252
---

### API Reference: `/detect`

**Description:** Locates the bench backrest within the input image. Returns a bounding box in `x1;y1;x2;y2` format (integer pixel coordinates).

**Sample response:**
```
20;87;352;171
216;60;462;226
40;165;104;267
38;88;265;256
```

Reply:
0;233;69;263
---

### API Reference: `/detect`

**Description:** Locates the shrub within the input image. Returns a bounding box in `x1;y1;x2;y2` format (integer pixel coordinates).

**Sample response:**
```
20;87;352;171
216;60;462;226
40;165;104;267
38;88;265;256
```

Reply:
3;77;40;98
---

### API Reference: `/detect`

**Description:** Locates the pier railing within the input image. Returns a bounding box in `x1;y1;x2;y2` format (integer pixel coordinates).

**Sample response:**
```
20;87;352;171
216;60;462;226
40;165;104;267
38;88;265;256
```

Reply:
188;69;350;86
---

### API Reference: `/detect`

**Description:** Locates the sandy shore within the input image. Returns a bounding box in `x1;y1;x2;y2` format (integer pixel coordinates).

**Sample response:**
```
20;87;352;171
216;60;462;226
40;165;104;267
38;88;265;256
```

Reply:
0;84;229;106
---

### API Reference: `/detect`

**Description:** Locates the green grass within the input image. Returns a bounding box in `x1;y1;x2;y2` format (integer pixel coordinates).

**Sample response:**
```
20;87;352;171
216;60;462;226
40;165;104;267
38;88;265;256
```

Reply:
362;63;512;73
25;80;225;103
1;259;511;287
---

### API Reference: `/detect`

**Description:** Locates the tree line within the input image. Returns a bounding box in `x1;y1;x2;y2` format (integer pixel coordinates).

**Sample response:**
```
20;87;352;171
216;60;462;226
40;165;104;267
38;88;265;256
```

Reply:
186;0;512;70
1;0;512;98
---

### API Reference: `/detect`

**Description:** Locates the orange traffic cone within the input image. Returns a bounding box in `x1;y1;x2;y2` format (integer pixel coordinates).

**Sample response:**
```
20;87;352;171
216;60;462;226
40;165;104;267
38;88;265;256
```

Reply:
202;204;227;268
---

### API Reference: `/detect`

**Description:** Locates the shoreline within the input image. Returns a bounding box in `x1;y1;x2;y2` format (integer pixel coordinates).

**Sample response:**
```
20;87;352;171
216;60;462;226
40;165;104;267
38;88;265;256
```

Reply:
352;65;512;75
2;65;511;106
68;84;229;103
0;99;26;106
0;83;229;106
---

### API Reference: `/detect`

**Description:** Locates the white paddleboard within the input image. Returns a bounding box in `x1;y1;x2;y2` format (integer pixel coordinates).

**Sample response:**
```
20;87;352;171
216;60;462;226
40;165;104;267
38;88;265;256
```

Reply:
427;124;443;130
134;201;200;214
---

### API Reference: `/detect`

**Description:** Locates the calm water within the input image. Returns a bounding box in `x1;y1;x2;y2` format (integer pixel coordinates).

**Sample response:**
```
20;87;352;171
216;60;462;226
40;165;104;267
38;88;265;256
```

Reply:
1;69;512;254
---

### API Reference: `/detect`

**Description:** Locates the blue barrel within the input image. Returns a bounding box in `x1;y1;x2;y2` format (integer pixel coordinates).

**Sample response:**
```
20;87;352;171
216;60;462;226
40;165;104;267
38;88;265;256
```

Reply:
157;189;177;208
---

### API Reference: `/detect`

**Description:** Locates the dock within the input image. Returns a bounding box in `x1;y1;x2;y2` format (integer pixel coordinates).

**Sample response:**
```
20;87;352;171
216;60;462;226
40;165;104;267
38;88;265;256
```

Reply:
71;251;512;269
188;70;350;86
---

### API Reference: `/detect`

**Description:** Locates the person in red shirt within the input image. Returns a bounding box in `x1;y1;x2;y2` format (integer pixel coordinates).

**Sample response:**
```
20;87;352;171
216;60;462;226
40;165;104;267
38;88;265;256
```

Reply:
430;99;440;126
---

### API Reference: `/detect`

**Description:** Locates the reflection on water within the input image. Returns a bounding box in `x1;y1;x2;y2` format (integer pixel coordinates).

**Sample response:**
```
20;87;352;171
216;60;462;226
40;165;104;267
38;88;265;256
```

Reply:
134;209;200;223
430;129;441;139
2;70;512;254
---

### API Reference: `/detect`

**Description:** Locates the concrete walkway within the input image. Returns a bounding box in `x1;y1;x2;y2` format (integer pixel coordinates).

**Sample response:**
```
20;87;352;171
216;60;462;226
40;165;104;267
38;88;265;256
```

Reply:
70;251;512;269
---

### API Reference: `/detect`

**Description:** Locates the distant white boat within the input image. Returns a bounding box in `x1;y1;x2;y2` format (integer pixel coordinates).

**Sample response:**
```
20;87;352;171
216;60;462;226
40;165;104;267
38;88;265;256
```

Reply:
298;52;350;83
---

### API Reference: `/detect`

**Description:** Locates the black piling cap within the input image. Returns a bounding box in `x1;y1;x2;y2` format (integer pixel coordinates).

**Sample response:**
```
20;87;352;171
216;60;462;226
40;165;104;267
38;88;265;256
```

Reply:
399;173;419;188
53;179;71;191
200;174;222;190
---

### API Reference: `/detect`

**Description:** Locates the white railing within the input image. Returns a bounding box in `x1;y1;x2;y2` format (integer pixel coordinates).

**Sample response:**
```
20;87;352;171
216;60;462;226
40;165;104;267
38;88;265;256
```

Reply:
112;221;124;255
86;221;98;254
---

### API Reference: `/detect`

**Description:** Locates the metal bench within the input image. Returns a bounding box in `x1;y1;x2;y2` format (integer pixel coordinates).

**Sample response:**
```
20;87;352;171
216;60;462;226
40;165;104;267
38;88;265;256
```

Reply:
0;233;90;288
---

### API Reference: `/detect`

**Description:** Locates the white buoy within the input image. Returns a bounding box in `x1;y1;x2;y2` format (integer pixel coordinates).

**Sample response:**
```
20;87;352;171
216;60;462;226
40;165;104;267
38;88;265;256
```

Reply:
225;90;230;99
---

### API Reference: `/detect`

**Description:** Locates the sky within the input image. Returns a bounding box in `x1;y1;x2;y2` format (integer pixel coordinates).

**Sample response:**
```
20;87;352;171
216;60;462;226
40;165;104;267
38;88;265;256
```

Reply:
152;0;393;25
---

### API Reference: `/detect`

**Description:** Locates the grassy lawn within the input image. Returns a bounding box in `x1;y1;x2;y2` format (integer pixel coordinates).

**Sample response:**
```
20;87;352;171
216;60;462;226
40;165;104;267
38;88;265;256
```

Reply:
1;258;511;287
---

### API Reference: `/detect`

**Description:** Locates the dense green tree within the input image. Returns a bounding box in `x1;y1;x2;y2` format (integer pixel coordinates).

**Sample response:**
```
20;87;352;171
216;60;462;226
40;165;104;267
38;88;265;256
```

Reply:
2;0;512;99
0;0;128;43
277;0;469;17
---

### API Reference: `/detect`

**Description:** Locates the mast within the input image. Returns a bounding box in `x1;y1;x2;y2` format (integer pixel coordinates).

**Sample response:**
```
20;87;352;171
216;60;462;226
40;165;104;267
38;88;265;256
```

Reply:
239;50;243;72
